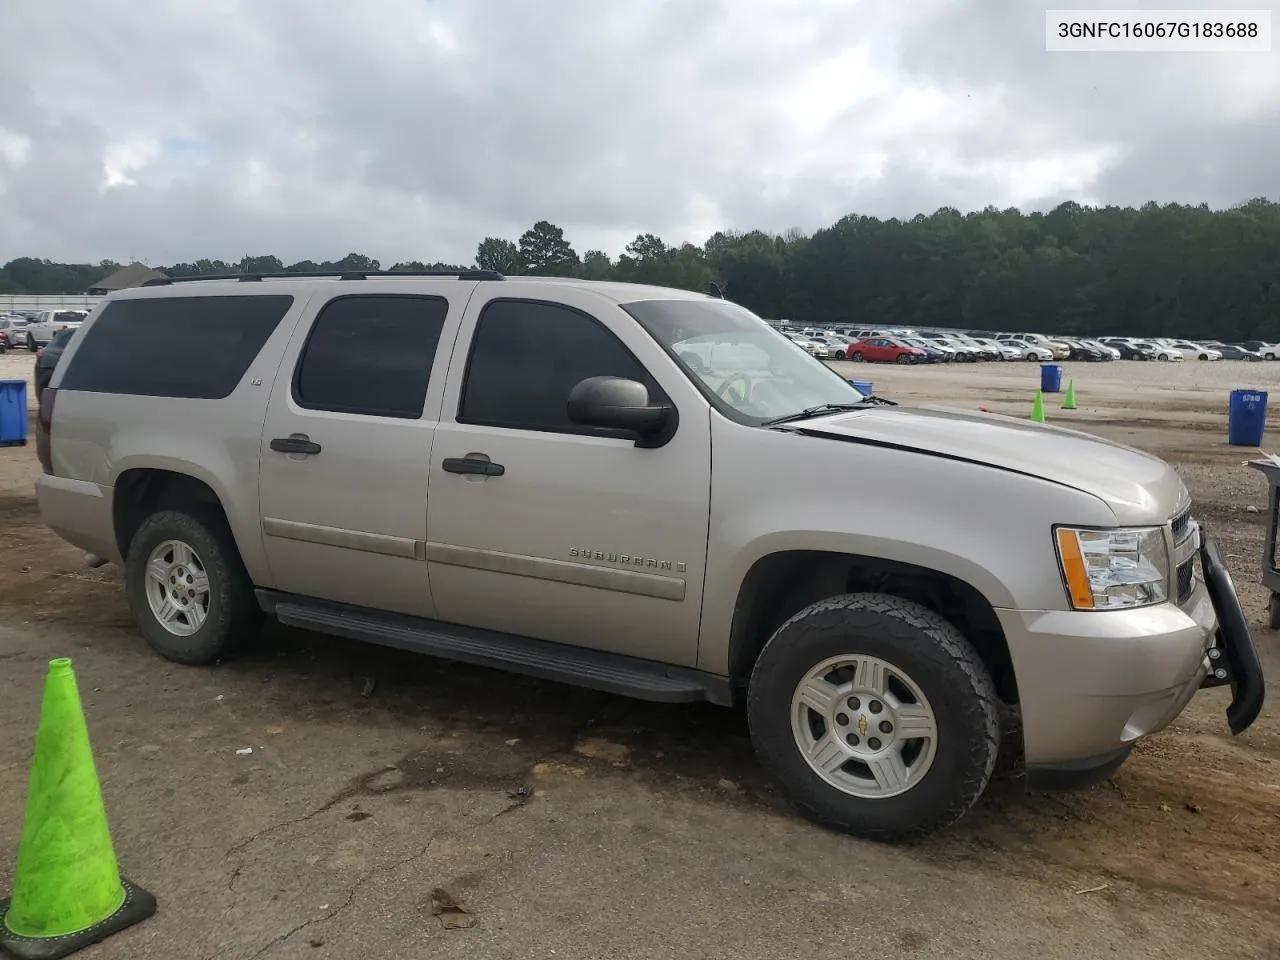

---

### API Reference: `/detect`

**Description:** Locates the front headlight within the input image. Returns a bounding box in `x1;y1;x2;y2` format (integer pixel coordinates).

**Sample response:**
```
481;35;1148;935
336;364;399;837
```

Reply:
1054;526;1170;610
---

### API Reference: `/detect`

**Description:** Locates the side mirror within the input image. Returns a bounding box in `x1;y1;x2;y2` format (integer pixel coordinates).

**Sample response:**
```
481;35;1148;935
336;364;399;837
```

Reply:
567;376;673;444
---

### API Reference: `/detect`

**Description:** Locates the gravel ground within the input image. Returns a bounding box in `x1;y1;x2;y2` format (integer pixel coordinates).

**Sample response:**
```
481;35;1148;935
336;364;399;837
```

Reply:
0;353;1277;959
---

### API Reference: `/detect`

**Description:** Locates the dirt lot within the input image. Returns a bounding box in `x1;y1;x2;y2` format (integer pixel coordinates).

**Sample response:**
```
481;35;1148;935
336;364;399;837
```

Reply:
1;354;1279;959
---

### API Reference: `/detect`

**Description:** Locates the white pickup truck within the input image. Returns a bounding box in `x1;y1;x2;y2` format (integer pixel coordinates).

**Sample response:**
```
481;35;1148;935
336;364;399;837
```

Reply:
22;309;88;351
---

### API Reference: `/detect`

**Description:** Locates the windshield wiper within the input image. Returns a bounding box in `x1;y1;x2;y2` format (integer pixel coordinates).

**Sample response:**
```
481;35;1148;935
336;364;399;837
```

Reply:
762;402;868;427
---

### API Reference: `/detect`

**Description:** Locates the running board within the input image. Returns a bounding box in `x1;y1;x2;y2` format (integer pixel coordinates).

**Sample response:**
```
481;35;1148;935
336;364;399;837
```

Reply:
258;591;733;706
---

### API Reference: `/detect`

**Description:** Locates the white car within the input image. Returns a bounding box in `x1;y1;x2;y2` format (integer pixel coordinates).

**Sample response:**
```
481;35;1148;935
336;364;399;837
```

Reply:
924;337;971;361
1260;344;1280;361
820;334;859;360
784;333;827;358
1000;338;1054;362
1000;333;1070;360
900;336;952;361
1081;339;1121;360
1136;341;1185;362
804;336;831;359
1158;339;1221;361
22;309;88;350
971;337;1022;361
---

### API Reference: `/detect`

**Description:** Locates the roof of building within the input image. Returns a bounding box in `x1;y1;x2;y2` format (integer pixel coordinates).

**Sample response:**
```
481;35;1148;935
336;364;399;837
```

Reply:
87;261;168;293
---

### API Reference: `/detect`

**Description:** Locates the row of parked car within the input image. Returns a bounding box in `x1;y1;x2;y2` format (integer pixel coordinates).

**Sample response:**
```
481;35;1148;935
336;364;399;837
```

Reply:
0;309;89;353
773;324;1279;364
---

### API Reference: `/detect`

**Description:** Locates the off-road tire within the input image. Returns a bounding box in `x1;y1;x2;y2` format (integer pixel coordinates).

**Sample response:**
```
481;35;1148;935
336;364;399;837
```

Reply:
124;507;259;665
747;592;1000;841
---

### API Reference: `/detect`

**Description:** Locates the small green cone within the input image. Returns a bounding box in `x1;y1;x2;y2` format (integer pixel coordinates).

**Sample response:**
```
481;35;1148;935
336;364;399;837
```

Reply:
0;659;155;960
1031;390;1046;423
1062;380;1078;410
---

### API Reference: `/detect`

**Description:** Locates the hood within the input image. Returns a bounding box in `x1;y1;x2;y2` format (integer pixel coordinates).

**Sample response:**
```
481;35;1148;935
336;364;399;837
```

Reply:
792;404;1188;523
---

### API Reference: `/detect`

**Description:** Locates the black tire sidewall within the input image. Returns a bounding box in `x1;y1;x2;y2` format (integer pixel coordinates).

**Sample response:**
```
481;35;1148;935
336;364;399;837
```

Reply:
747;596;998;839
124;508;253;665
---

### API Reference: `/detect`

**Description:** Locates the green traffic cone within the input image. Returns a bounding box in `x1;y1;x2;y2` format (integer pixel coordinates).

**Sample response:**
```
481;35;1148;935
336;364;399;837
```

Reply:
1031;390;1045;423
0;658;155;960
1062;380;1078;410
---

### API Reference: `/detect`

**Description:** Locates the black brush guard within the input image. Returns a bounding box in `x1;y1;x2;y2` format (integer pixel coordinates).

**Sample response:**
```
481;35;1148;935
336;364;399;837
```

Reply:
1197;526;1265;735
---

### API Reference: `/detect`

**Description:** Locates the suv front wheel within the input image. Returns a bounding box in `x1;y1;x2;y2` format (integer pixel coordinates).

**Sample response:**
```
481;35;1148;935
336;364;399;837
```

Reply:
124;507;259;665
747;592;1000;840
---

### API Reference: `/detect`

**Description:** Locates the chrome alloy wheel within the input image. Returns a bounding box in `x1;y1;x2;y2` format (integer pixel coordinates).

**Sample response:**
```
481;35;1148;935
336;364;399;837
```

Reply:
790;654;939;799
144;539;211;637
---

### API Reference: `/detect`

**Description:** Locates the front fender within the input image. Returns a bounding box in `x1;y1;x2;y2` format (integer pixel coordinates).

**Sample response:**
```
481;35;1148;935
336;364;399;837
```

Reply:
696;417;1117;674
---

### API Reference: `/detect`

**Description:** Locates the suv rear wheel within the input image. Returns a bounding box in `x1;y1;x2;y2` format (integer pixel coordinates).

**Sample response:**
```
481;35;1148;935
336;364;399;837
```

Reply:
124;507;259;665
747;592;1000;840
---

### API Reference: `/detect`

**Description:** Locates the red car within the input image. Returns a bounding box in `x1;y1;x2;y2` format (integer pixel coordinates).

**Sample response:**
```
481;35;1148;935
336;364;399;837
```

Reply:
846;337;926;364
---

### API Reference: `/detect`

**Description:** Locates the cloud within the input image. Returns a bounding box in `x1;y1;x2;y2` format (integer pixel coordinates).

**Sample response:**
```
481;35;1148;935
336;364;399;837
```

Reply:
0;0;1275;266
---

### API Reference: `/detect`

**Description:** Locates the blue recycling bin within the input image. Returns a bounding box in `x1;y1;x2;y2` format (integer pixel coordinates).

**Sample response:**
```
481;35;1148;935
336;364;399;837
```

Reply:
1228;389;1268;447
0;380;27;446
847;379;873;396
1040;364;1063;394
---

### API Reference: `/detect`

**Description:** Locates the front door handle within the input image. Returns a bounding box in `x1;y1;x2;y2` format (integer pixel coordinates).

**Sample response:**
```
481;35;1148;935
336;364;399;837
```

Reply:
442;456;505;477
270;435;322;456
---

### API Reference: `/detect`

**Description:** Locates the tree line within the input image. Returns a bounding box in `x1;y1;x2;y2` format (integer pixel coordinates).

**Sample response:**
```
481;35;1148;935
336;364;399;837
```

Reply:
3;198;1279;340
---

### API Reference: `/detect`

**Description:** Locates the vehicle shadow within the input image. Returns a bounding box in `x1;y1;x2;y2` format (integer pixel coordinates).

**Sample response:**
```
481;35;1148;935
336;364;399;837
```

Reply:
233;622;1039;824
224;623;1280;915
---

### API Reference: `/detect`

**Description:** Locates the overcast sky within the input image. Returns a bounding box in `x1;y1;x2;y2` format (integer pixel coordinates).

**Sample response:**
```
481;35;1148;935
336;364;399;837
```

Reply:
0;0;1276;266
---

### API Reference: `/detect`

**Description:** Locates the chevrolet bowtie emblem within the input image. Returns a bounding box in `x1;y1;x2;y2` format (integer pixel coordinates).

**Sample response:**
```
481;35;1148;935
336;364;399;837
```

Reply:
856;715;869;736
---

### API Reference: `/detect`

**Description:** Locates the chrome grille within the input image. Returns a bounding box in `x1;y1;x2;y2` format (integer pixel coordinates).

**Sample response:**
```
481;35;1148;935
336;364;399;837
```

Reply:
1171;505;1193;545
1172;502;1197;604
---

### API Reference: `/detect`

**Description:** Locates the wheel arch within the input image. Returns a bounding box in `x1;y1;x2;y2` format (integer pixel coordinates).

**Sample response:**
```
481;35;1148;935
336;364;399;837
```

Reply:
111;466;267;586
726;549;1019;707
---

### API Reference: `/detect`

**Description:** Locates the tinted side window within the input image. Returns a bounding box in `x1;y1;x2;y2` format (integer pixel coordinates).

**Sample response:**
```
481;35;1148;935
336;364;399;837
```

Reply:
294;295;447;419
459;299;659;433
59;295;294;399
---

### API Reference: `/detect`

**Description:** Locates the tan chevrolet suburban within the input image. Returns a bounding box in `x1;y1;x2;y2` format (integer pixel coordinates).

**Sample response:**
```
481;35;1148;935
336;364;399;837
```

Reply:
34;270;1265;839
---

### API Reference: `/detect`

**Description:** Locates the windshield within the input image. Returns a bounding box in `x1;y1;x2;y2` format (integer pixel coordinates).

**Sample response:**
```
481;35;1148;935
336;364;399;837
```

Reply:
622;298;866;422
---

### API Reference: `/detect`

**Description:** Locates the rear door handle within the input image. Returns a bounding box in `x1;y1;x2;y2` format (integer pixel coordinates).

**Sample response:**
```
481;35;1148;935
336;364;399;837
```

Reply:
442;456;505;477
270;435;322;456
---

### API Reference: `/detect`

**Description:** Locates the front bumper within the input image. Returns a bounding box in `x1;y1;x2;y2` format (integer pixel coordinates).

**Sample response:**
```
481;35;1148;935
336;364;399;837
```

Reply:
998;528;1265;788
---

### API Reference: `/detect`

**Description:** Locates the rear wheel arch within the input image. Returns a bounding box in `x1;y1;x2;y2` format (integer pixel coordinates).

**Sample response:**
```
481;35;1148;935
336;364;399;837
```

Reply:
113;468;238;563
727;550;1019;706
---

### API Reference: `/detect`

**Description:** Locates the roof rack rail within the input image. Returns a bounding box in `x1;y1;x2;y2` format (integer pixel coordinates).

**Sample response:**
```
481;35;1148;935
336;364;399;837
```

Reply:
141;269;505;287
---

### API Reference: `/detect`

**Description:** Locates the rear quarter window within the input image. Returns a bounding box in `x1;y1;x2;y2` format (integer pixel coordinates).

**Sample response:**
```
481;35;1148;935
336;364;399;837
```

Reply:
58;294;294;399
